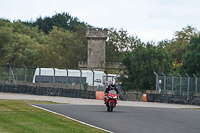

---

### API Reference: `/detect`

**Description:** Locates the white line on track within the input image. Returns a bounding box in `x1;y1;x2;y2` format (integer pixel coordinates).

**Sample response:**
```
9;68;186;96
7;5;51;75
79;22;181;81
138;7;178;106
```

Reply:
30;104;113;133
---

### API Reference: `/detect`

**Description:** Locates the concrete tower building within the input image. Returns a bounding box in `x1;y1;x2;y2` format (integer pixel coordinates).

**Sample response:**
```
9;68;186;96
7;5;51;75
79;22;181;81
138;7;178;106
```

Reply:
78;28;108;70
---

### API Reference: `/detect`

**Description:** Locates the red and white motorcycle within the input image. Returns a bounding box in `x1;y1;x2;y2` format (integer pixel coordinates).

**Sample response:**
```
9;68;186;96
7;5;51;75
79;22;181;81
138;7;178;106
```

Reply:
105;90;118;112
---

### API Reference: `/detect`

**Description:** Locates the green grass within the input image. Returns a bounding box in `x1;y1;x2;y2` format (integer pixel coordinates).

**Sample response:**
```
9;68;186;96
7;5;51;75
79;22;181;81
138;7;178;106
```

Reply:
0;99;106;133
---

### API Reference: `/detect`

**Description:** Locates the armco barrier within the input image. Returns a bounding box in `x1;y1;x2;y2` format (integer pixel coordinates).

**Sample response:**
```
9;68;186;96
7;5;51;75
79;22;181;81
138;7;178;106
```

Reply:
147;93;200;106
0;84;95;99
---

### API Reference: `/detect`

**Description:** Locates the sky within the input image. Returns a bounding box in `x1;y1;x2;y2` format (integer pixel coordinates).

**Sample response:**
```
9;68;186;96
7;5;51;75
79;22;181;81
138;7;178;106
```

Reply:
1;0;200;43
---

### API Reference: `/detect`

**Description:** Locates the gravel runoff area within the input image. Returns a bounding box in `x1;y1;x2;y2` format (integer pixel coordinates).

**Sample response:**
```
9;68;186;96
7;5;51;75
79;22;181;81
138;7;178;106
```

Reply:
0;92;200;109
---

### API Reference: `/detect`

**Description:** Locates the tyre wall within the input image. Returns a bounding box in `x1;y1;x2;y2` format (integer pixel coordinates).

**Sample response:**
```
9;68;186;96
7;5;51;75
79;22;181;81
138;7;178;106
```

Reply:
0;84;95;99
147;93;200;106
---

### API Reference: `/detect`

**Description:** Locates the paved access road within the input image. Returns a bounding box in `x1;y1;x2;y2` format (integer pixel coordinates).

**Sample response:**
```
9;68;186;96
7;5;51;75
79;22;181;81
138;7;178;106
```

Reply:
33;104;200;133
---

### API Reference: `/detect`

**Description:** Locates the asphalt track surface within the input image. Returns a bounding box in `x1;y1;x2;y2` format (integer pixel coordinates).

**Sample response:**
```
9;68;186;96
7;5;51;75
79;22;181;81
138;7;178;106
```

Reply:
33;104;200;133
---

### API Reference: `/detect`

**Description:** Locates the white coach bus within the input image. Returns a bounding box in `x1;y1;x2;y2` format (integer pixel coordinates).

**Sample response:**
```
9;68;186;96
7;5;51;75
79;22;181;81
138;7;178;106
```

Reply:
32;68;117;86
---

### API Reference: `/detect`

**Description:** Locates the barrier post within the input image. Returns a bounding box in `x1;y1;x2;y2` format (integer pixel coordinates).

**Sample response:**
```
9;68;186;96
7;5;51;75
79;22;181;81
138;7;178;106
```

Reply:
153;72;158;94
37;66;41;89
177;73;182;95
65;68;68;89
79;68;82;90
91;69;94;91
185;73;190;96
96;91;105;100
23;65;27;85
169;73;174;95
161;72;166;94
7;63;12;84
143;94;147;102
52;67;55;88
193;74;197;96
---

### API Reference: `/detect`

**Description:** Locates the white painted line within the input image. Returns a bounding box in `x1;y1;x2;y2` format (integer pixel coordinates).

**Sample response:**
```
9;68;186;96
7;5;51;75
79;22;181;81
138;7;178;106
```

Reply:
30;104;113;133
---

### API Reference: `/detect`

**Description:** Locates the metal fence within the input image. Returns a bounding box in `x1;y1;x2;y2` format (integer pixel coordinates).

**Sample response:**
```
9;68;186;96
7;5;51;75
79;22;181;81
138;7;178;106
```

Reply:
0;66;122;93
0;66;36;86
154;72;200;96
0;66;96;91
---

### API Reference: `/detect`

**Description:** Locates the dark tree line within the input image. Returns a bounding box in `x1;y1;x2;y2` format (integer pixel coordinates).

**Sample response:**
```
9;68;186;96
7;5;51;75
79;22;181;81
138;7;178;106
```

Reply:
0;12;200;91
23;12;90;34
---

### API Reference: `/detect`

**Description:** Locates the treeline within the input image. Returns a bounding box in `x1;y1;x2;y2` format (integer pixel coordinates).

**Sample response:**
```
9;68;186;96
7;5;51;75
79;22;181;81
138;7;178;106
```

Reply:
0;12;200;91
0;13;88;69
118;26;200;90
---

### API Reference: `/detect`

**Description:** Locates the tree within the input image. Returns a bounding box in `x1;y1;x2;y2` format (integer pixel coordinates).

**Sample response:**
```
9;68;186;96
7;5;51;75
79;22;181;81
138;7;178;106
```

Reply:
120;42;170;90
0;17;88;69
1;32;41;68
179;35;200;75
0;20;43;68
0;20;13;63
38;27;87;68
165;25;198;63
106;28;141;63
32;12;89;34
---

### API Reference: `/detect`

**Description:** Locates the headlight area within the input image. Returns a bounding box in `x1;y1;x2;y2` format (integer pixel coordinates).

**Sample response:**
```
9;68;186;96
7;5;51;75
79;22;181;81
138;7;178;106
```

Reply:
113;96;117;99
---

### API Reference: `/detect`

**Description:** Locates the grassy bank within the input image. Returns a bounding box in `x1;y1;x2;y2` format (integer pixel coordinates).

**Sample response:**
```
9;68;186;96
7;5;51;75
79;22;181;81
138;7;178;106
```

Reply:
0;99;106;133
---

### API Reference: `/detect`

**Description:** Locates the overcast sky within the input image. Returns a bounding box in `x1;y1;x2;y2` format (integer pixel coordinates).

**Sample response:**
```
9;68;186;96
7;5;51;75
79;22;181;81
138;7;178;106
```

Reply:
1;0;200;43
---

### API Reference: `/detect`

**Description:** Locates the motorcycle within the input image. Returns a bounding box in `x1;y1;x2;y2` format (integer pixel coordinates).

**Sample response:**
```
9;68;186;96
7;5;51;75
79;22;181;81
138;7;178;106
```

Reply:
105;90;118;112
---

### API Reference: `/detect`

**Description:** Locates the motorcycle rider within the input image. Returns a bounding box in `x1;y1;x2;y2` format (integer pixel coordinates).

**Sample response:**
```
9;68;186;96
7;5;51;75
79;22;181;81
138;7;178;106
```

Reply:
104;81;118;104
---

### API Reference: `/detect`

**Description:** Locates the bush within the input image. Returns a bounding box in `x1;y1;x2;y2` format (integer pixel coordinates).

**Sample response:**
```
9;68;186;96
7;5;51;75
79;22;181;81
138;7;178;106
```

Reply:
83;82;88;91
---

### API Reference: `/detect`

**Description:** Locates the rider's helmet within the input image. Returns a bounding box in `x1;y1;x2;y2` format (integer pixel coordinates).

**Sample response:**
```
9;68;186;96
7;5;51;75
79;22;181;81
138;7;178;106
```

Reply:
111;81;115;87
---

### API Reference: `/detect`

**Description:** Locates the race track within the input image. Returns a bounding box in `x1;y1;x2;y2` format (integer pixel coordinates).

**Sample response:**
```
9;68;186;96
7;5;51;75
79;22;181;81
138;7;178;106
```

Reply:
33;104;200;133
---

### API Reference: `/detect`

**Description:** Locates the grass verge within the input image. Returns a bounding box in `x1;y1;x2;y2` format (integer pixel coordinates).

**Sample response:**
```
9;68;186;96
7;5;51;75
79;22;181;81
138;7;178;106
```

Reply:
0;99;106;133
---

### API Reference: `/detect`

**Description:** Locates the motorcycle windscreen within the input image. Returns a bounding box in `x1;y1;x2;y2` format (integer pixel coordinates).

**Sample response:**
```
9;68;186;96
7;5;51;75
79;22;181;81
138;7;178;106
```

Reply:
109;90;116;95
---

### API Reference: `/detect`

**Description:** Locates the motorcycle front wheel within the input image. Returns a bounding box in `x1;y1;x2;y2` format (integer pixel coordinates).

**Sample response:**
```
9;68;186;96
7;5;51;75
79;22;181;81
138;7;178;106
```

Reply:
110;101;114;112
